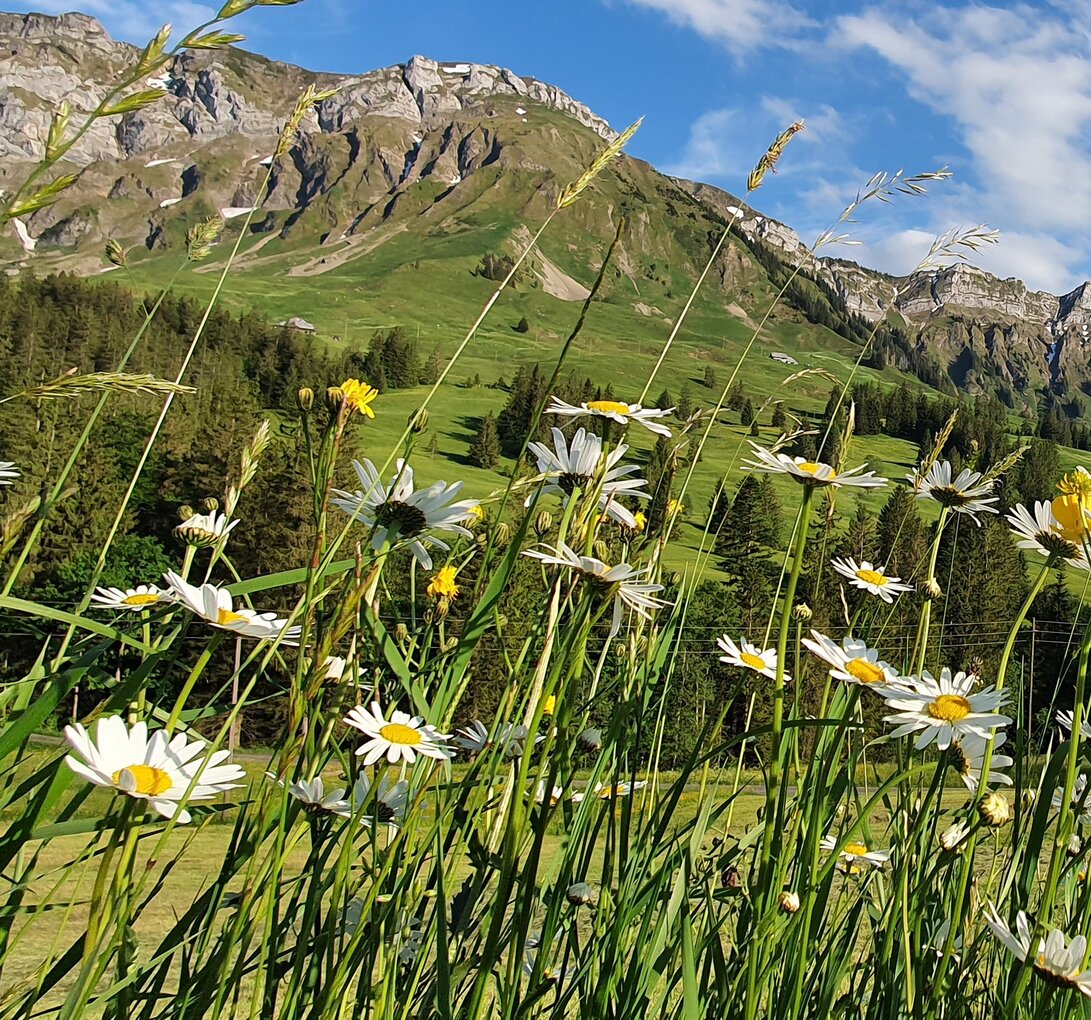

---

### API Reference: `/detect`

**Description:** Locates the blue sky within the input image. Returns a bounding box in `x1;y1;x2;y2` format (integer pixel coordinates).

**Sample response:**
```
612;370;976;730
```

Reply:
12;0;1091;293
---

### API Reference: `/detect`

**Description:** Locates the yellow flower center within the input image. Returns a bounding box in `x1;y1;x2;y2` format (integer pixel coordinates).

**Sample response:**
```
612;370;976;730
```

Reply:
855;569;888;586
427;566;460;600
122;593;160;606
740;652;767;671
113;764;172;796
927;694;972;722
340;378;378;418
379;722;422;746
1051;492;1091;544
844;842;869;857
845;658;885;684
217;608;247;626
795;461;835;478
586;400;631;415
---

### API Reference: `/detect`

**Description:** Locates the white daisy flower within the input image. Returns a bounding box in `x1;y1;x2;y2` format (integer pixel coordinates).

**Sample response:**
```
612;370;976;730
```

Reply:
64;715;245;823
454;720;536;759
1007;501;1088;566
1052;774;1091;823
331;458;479;570
267;773;352;817
881;668;1011;751
0;461;19;486
819;834;889;868
939;822;971;853
801;631;899;689
1057;710;1091;742
950;733;1014;793
909;462;999;524
323;655;348;682
165;571;301;644
926;918;963;962
527;427;650;529
985;904;1091;997
522;542;668;637
572;780;647;803
344;702;453;766
546;395;673;437
90;584;173;611
533;781;565;806
716;635;785;680
351;772;409;830
742;442;887;490
523;933;578;986
174;510;239;548
830;557;914;603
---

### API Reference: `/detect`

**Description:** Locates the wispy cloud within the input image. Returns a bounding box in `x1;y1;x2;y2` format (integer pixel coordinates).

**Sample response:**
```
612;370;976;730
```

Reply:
617;0;811;53
19;0;219;42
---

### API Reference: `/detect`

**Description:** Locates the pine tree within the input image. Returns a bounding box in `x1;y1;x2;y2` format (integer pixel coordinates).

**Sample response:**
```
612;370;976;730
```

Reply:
703;365;717;390
715;475;782;568
740;398;755;427
876;484;927;581
469;413;502;469
656;388;674;412
676;383;694;420
771;402;787;430
515;315;530;333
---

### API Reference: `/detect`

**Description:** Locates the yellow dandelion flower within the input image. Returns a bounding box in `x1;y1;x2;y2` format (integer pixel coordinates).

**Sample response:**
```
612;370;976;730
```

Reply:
340;378;379;418
667;499;684;517
632;510;647;533
1053;468;1091;543
468;503;485;526
541;695;556;716
427;565;460;600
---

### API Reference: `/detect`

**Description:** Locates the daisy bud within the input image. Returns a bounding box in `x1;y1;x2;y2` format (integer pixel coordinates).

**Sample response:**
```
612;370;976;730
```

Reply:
408;408;429;433
1022;789;1037;809
325;386;346;413
566;881;596;906
578;727;602;751
435;597;451;620
394;622;410;644
203;497;219;513
474;532;489;548
493;521;512;546
940;822;970;853
1069;834;1083;858
593;539;610;561
535;510;554;536
612;641;627;659
297;387;314;411
442;636;459;653
921;577;944;599
791;603;813;622
178;504;195;522
978;792;1011;827
779;891;800;914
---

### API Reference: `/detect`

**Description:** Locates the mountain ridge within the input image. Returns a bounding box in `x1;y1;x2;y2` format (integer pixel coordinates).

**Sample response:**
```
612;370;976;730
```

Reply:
3;11;1091;413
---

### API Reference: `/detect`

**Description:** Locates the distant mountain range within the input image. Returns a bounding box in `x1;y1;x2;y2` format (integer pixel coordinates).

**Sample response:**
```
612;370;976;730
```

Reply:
5;10;1091;414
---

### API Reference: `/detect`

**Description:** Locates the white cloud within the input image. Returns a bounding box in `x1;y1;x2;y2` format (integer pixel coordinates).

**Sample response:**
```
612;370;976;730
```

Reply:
835;6;1091;236
664;109;740;179
16;0;219;42
617;0;810;53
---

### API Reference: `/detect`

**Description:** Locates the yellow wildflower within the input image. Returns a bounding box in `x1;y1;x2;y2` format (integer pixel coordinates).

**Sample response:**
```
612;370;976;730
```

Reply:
541;695;556;716
1052;468;1091;543
340;378;379;418
632;511;646;533
427;565;460;600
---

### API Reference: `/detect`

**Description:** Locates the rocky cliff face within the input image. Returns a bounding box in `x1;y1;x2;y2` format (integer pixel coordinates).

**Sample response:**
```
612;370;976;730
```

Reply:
4;11;1091;411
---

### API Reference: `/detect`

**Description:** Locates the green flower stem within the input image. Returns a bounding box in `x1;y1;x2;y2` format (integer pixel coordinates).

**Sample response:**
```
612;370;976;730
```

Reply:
932;558;1057;1008
914;505;949;675
746;483;814;1020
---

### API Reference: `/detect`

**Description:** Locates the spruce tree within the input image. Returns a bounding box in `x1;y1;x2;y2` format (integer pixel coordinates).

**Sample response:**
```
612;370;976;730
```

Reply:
771;402;787;430
740;398;755;426
469;413;502;469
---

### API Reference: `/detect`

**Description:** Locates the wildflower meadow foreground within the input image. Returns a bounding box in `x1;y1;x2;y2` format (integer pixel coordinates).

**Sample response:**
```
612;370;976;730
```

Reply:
6;7;1091;1019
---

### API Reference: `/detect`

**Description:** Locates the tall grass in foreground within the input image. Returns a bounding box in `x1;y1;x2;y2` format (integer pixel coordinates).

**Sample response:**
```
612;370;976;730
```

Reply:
6;12;1091;1020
